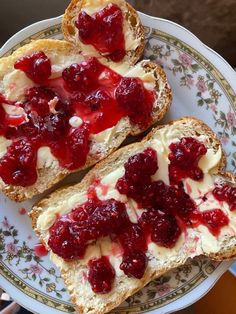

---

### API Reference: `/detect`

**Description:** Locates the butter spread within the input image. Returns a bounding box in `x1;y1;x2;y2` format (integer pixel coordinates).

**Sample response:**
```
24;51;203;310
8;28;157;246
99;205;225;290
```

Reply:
37;147;59;169
2;69;35;102
0;136;12;159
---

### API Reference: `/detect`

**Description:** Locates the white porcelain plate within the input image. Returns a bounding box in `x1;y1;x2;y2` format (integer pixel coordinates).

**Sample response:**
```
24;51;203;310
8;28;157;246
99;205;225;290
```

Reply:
0;12;236;314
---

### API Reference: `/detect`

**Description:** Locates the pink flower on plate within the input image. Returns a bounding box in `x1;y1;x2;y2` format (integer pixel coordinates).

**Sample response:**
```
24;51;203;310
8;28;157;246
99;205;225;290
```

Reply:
155;59;164;67
156;283;171;296
179;53;192;67
220;134;229;146
209;104;217;113
2;218;10;229
186;76;194;87
196;80;207;93
29;264;43;274
6;242;18;255
227;112;236;128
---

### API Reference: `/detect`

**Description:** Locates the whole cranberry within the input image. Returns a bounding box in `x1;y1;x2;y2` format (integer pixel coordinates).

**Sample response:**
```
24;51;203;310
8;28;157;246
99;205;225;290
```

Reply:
14;51;51;84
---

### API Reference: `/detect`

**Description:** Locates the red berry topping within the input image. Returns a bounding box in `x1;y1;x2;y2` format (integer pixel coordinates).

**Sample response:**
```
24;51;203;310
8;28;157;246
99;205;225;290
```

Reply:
115;77;155;127
201;209;229;236
62;58;103;92
213;184;236;211
116;148;158;206
14;51;51;84
87;198;130;238
24;86;55;116
120;250;147;279
118;224;147;253
0;103;7;135
88;256;115;293
151;215;181;248
52;125;90;170
48;218;87;260
48;198;130;260
0;138;37;186
168;137;207;184
75;4;125;62
75;89;123;134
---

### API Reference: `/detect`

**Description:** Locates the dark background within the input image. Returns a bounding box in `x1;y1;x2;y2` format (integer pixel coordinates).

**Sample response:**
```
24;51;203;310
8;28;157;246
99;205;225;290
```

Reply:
0;0;235;66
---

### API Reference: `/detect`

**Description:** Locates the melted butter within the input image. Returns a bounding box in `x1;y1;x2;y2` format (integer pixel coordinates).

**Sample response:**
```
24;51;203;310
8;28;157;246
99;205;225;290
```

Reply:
90;118;129;155
183;174;214;200
199;147;222;173
196;225;221;253
0;136;12;159
148;233;185;259
37;147;59;169
151;138;169;184
37;191;88;230
80;243;101;266
101;167;125;186
3;69;35;101
50;53;84;78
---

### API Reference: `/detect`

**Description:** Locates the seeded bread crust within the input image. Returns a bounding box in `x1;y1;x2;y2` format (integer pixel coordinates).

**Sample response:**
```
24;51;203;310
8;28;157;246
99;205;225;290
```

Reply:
30;117;236;314
0;39;171;202
62;0;145;64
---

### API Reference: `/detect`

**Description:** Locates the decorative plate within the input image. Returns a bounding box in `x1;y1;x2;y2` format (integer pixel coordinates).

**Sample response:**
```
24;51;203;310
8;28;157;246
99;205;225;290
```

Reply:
0;12;236;314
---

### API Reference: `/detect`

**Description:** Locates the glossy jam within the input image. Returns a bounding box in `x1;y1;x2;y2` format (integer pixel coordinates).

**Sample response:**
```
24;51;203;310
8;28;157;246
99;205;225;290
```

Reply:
213;184;236;211
168;137;207;184
48;198;130;260
117;223;147;253
116;148;158;207
116;145;229;239
120;250;147;279
34;243;49;257
14;51;51;84
115;77;155;127
0;56;155;186
47;141;231;294
75;4;125;62
200;209;229;236
88;256;115;293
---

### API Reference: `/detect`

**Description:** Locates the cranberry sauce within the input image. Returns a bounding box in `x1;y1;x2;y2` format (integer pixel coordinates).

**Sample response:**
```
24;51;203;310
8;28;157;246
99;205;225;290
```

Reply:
116;145;229;239
75;4;125;62
168;137;207;184
213;184;236;211
48;198;130;260
48;140;231;293
0;54;155;186
14;51;51;84
88;256;115;293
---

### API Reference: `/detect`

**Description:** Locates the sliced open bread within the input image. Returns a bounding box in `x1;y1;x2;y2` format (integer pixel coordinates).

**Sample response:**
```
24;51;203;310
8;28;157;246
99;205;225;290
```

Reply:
30;117;236;314
0;39;171;202
62;0;145;64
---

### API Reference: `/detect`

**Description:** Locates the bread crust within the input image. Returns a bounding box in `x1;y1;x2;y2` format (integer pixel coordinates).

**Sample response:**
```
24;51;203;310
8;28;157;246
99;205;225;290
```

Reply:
62;0;145;64
0;39;171;202
30;117;236;314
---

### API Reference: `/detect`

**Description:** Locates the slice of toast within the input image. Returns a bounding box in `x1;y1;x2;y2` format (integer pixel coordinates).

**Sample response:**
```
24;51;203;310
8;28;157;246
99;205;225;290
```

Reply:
0;39;171;201
62;0;145;64
30;117;236;314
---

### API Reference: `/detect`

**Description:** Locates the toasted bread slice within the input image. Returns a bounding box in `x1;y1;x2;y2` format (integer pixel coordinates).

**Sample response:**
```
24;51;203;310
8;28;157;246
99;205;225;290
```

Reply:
0;39;171;201
30;117;236;314
62;0;145;64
